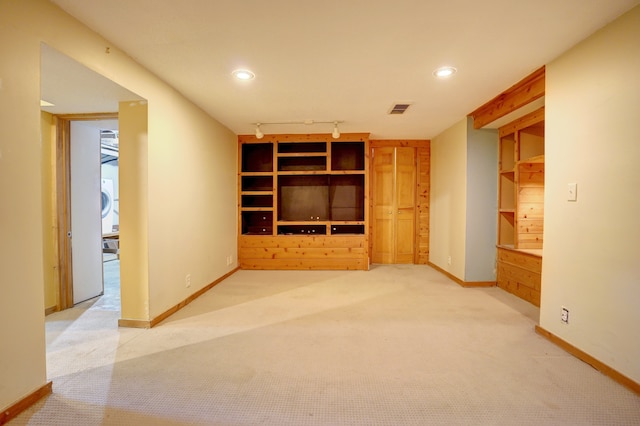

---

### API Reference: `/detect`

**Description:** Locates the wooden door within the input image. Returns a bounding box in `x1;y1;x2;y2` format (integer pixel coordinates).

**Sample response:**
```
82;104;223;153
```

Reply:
372;147;416;263
395;148;416;263
373;147;395;263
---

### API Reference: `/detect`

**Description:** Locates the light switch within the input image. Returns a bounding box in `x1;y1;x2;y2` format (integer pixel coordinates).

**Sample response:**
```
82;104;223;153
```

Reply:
567;183;577;201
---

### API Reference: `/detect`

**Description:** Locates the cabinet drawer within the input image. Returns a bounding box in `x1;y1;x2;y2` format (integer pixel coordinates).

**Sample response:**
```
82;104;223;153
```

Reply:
497;261;541;291
497;248;542;273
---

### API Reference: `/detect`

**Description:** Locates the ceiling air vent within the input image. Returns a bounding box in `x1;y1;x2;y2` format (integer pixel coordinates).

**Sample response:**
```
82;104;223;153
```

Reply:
388;103;412;115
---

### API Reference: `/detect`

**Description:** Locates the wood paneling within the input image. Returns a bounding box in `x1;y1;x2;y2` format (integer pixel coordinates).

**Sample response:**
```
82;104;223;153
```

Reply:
516;160;544;248
239;235;367;270
415;146;430;264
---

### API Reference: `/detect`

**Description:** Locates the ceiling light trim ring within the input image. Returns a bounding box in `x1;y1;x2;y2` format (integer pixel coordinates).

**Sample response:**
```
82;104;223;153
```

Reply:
433;66;457;78
232;69;255;80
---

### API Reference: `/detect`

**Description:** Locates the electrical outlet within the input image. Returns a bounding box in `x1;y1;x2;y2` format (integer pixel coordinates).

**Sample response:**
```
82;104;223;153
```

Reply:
561;307;569;324
447;256;452;266
185;274;191;288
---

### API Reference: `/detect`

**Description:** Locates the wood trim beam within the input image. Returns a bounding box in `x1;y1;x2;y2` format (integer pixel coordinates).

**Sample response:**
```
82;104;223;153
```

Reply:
428;262;496;288
56;112;120;121
118;267;240;329
0;381;52;425
369;139;430;148
535;325;640;396
469;66;545;129
498;107;545;138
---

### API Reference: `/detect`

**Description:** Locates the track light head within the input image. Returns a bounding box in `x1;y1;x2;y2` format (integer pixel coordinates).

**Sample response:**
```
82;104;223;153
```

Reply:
255;123;264;139
332;122;340;139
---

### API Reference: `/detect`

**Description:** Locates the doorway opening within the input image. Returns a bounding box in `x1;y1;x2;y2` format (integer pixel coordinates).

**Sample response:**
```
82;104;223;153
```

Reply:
100;128;121;311
41;42;145;315
55;114;121;311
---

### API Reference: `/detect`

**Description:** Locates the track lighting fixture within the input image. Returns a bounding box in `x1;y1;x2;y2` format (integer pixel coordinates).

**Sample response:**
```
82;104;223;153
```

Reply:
332;122;340;139
251;120;344;139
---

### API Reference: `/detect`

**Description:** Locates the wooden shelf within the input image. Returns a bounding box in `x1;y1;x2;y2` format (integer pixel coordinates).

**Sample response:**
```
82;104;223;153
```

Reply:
330;170;365;175
497;106;545;251
277;152;328;158
241;191;274;196
277;170;330;176
518;154;545;164
240;207;273;212
240;171;273;176
277;220;328;225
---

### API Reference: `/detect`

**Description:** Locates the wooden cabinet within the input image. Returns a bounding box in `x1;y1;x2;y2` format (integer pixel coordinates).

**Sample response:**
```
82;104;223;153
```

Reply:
496;247;542;306
497;107;544;305
238;133;369;270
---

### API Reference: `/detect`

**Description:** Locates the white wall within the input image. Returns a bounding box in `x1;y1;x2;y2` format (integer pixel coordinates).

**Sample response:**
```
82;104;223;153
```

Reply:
146;92;238;317
465;118;498;282
541;5;640;383
0;0;237;411
430;119;467;279
0;1;47;407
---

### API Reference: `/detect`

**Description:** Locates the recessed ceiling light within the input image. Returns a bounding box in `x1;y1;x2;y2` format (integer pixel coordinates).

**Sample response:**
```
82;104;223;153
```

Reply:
232;69;255;80
433;66;457;78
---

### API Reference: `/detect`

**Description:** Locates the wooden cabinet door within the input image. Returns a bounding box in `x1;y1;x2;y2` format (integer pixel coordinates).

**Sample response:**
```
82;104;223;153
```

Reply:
372;147;416;264
395;147;416;263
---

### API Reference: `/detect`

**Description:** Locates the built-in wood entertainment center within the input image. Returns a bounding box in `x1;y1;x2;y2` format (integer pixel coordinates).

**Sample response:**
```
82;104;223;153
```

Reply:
238;133;369;270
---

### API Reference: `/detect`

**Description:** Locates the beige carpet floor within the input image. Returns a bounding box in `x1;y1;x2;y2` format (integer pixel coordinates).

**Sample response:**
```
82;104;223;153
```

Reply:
11;265;640;425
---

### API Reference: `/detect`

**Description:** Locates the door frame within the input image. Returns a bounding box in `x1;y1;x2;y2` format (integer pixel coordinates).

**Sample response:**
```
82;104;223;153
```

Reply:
55;112;118;310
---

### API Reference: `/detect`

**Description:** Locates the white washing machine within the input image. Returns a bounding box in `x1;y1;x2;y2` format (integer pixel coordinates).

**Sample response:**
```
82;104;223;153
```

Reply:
101;178;114;234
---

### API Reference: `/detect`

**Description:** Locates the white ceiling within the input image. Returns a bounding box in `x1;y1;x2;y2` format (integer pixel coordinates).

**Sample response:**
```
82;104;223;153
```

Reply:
46;0;639;139
40;43;143;130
